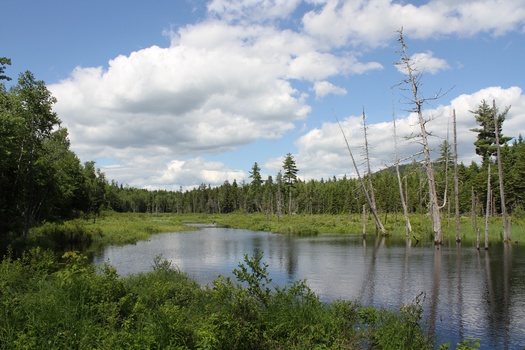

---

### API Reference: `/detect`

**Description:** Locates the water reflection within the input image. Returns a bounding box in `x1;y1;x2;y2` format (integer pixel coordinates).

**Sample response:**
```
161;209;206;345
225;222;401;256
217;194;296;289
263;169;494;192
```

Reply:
93;227;525;349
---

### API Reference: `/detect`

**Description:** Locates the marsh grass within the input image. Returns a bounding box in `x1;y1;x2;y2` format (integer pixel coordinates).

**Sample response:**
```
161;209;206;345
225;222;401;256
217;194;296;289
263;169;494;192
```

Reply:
199;212;525;243
89;212;197;245
20;211;523;257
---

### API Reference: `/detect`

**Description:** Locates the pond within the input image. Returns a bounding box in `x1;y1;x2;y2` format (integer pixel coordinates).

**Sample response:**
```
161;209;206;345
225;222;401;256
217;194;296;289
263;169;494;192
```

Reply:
92;226;525;349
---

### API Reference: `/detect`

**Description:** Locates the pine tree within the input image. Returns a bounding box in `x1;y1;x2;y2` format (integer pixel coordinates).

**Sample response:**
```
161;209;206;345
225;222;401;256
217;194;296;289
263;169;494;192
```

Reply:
470;100;512;241
249;162;262;212
282;153;298;215
470;100;511;165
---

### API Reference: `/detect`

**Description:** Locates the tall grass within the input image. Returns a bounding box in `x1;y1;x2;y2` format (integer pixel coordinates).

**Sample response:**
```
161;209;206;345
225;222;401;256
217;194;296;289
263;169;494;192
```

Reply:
17;211;523;257
201;212;525;243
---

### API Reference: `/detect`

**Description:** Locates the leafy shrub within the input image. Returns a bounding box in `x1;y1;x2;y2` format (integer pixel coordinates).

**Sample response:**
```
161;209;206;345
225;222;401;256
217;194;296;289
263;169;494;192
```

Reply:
28;220;102;249
0;250;438;349
361;292;433;350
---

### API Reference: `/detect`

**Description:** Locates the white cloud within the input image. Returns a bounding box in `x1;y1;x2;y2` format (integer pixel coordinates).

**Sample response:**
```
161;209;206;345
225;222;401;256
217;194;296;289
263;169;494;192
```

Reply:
284;86;525;181
50;15;382;189
395;51;450;75
312;81;347;98
156;157;247;189
302;0;525;48
207;0;302;23
45;1;525;190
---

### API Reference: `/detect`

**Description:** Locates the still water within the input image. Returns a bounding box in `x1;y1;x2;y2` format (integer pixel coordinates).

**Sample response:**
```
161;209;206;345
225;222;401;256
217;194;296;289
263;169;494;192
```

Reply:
93;226;525;349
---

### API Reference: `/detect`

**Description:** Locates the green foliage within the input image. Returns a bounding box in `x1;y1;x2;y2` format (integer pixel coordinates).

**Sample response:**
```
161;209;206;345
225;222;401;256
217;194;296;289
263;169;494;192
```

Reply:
440;336;482;350
470;100;511;164
0;249;452;349
27;220;102;250
0;57;11;81
232;253;272;306
360;292;433;350
0;69;107;247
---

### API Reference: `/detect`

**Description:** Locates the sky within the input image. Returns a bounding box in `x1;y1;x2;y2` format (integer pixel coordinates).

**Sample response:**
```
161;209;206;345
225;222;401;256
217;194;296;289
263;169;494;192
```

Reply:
2;0;525;190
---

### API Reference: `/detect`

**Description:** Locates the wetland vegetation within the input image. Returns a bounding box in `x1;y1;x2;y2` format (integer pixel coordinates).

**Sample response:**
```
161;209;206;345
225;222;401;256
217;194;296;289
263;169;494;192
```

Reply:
1;47;523;348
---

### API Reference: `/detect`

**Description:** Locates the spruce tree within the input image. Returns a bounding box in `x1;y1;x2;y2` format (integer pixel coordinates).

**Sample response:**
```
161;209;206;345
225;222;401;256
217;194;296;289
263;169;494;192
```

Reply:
282;153;298;215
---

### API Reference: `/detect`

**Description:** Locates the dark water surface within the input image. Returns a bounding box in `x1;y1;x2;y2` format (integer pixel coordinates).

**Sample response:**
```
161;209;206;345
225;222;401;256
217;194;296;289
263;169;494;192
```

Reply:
93;226;525;349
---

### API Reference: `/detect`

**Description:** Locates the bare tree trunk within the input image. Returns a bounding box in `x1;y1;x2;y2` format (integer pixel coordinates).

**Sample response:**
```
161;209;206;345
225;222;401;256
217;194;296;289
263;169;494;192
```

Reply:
336;117;386;234
397;29;442;245
472;187;477;234
393;105;412;235
362;109;378;219
363;204;367;239
493;99;510;242
485;163;491;250
277;173;282;222
453;110;461;243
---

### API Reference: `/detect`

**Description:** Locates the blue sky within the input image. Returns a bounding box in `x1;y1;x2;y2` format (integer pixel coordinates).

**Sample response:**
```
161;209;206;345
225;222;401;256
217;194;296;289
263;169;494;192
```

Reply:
2;0;525;190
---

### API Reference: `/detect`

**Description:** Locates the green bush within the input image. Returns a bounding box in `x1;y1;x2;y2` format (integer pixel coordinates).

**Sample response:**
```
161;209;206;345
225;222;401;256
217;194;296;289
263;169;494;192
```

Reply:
28;220;102;250
0;250;442;349
361;292;433;350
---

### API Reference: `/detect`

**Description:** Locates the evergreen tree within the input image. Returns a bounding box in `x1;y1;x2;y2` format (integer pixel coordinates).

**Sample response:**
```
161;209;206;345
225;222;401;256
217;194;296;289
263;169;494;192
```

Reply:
470;100;511;165
282;153;298;215
249;162;262;212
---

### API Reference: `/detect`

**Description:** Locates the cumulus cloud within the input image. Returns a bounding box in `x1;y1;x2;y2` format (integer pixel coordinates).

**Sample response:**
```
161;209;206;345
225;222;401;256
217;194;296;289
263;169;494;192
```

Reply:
156;157;247;189
302;0;525;48
276;86;525;181
47;1;525;190
49;10;384;189
312;81;347;98
395;51;450;75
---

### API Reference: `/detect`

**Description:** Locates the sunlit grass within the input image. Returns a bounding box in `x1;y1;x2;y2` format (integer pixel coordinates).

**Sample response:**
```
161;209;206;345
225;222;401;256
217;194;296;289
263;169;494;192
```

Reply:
87;212;199;246
198;211;524;243
45;211;523;252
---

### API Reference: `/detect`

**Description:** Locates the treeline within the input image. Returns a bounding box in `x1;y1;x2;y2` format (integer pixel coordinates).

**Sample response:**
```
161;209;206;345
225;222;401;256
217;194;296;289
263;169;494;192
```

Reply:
104;139;525;219
2;57;525;244
0;60;107;244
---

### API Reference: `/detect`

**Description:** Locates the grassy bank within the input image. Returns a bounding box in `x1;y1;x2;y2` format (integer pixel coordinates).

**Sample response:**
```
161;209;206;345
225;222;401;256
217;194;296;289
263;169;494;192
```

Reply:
2;213;494;348
1;248;455;349
195;212;525;244
16;211;522;257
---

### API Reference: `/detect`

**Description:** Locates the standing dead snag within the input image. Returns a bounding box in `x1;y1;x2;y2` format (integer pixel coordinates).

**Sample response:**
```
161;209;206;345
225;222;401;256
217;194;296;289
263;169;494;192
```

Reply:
362;108;379;232
493;100;510;242
396;28;443;246
453;110;461;243
392;102;412;235
485;163;491;250
335;116;386;235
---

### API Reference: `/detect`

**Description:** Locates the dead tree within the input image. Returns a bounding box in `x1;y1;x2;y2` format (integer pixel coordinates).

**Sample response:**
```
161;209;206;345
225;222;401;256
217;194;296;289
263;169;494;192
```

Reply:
493;100;510;242
485;163;491;250
453;110;461;243
396;28;443;245
336;117;386;235
392;105;412;235
362;109;379;230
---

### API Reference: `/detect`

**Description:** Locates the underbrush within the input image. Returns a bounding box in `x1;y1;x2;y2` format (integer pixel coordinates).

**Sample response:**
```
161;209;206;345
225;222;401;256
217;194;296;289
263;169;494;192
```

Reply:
0;248;464;349
27;219;103;250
